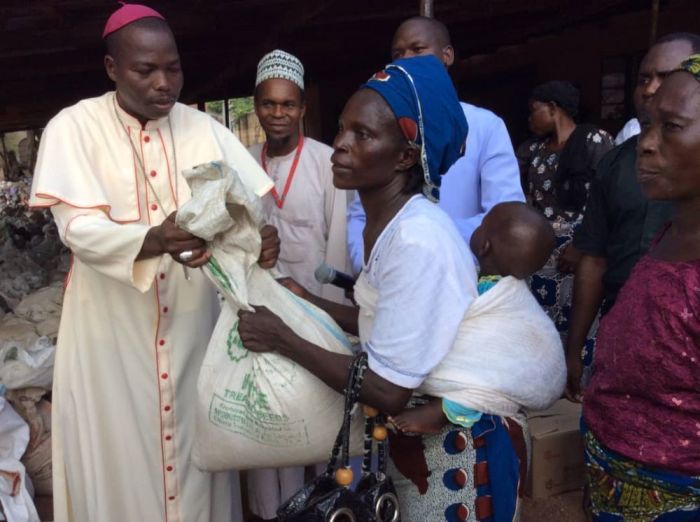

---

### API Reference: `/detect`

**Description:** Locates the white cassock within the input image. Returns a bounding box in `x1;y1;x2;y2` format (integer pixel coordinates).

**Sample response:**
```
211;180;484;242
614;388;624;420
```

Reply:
29;92;272;522
246;137;350;519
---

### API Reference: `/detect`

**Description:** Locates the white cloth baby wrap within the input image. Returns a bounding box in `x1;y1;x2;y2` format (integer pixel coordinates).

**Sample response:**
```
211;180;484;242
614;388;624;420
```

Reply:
354;272;566;417
177;162;361;471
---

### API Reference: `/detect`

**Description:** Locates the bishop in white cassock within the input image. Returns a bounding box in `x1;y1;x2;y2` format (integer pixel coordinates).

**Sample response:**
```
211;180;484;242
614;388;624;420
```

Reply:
29;6;276;522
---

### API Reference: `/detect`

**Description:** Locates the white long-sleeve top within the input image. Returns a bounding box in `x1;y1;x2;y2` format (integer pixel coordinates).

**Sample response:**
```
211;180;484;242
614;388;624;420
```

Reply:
29;92;272;522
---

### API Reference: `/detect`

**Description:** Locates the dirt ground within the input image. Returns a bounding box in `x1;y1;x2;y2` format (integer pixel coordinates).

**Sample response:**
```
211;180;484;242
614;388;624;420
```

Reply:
522;489;589;522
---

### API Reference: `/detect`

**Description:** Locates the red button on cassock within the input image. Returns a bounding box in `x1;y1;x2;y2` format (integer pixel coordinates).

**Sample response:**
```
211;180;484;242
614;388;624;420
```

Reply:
159;339;165;346
151;204;158;211
164;405;171;412
144;135;151;143
163;306;169;313
161;373;168;380
167;465;173;471
168;496;175;501
150;170;157;177
160;273;165;280
165;435;172;441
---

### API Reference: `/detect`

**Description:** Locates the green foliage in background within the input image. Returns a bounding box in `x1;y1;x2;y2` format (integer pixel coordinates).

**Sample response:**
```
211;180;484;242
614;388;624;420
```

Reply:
228;97;255;123
205;97;254;125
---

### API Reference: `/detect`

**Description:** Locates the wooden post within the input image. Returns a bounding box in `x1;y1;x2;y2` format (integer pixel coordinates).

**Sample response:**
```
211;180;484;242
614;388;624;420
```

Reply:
650;0;660;45
224;98;230;130
420;0;434;18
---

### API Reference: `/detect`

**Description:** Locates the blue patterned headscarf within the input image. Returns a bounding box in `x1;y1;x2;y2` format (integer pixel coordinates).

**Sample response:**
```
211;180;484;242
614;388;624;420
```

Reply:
362;55;468;202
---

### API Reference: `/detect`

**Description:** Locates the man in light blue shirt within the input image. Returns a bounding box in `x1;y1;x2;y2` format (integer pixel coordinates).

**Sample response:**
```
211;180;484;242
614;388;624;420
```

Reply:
346;16;524;273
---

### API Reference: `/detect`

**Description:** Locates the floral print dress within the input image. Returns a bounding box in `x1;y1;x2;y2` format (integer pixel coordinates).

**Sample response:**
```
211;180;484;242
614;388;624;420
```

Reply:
523;129;613;357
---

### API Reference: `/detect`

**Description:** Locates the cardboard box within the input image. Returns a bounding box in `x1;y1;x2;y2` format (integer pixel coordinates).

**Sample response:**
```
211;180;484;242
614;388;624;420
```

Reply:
526;399;586;498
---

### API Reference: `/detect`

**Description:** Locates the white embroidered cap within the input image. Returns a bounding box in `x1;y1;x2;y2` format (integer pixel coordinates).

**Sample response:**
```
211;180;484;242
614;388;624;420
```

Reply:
255;49;305;91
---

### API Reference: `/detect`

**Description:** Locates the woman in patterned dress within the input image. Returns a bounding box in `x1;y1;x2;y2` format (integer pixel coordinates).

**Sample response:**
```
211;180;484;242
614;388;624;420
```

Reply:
520;81;613;351
582;55;700;521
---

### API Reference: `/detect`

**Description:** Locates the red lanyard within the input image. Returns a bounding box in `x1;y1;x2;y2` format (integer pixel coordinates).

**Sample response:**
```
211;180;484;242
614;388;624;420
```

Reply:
260;135;305;209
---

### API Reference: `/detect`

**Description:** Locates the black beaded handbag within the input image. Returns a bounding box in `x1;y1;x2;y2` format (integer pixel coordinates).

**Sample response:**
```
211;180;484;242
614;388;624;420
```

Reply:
277;353;401;522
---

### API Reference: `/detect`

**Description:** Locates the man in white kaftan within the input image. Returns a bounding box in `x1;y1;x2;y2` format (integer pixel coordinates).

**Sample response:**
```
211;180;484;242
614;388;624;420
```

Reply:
244;50;351;521
29;8;275;522
249;138;348;300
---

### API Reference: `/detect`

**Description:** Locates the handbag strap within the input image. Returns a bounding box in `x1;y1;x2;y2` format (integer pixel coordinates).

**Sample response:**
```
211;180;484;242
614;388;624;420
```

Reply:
325;352;368;476
362;412;389;475
362;413;374;472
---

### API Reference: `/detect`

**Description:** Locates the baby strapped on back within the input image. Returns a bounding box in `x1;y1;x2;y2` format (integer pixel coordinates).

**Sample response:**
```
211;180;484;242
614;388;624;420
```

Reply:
391;202;566;434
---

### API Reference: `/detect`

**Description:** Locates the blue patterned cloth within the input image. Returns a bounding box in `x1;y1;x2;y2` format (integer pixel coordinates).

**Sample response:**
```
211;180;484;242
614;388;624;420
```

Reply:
472;415;521;522
389;414;525;522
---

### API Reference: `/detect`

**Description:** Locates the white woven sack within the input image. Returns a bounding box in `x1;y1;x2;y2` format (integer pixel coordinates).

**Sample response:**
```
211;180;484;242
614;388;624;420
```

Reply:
177;161;362;471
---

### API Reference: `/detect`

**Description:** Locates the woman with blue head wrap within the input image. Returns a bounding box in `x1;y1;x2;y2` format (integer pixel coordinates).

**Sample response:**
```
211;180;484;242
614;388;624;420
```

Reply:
238;55;523;519
354;54;469;201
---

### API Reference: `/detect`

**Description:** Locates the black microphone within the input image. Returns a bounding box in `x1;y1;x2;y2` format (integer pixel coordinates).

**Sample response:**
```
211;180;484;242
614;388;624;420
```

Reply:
314;262;356;291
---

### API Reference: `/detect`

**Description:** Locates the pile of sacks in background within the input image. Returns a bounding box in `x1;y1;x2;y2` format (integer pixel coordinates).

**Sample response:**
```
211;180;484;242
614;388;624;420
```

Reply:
0;219;62;520
0;160;62;520
0;283;60;503
0;395;41;522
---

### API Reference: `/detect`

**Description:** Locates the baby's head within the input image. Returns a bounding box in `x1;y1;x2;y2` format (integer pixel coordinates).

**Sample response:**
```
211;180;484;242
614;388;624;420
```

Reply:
470;202;555;279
